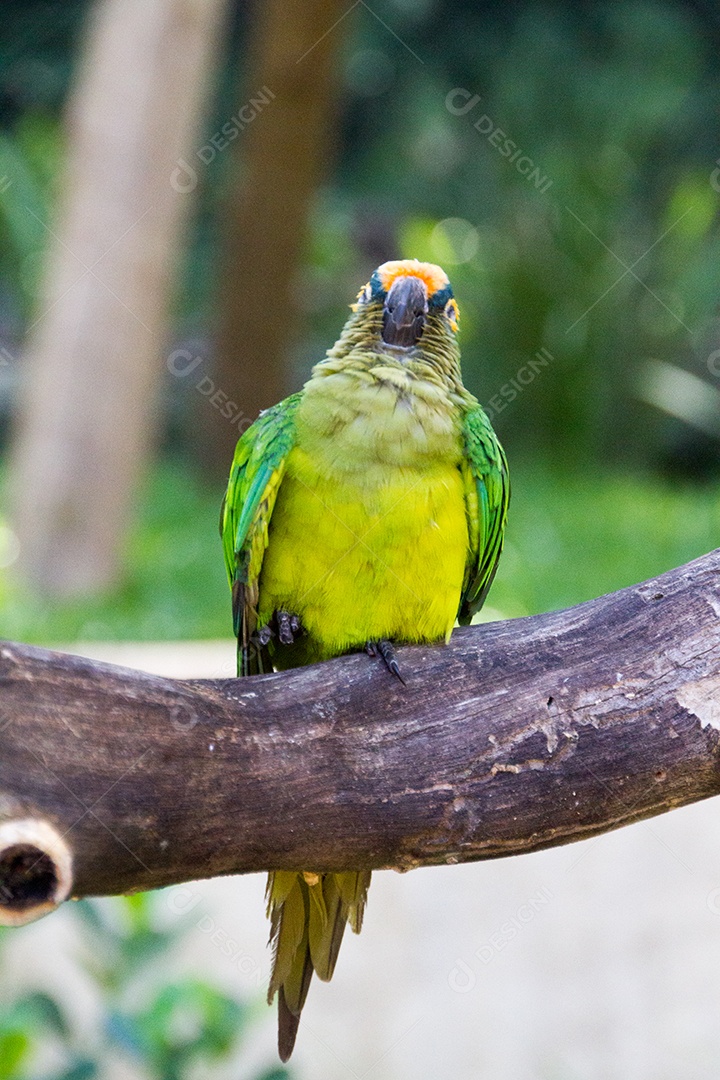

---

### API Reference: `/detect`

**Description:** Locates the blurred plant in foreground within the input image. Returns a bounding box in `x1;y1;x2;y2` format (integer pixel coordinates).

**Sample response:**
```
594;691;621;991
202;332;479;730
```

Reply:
0;896;289;1080
0;978;92;1080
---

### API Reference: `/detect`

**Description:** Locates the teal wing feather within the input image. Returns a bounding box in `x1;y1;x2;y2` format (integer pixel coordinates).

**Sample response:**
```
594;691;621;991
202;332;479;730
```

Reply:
458;405;510;624
220;393;302;675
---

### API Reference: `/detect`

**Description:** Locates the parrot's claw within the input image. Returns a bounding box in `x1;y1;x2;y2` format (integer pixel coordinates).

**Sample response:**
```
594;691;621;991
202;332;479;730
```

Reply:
254;610;302;649
277;609;301;645
366;639;406;685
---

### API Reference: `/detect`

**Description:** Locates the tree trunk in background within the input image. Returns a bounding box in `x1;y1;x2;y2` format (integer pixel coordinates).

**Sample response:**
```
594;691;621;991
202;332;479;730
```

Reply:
9;0;228;596
209;0;350;472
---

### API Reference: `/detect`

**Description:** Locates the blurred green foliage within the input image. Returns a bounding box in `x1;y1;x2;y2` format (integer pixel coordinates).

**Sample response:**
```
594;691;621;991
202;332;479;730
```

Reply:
489;463;720;618
0;464;229;642
2;1;720;470
0;895;288;1080
0;981;92;1080
0;0;84;326
299;1;720;470
0;112;62;322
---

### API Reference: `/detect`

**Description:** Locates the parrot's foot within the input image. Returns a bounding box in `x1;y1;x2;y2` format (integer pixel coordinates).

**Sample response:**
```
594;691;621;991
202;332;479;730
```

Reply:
277;610;301;645
366;639;406;685
255;610;302;648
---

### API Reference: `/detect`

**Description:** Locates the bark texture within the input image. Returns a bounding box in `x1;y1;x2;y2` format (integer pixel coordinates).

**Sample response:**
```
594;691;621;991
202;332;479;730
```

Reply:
1;549;720;924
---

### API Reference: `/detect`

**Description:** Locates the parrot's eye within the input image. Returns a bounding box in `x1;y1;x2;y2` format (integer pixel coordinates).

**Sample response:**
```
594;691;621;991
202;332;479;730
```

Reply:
444;298;459;332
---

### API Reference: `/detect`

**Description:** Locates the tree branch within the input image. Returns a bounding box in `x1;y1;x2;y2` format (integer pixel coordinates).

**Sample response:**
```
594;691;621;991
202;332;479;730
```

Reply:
2;549;720;924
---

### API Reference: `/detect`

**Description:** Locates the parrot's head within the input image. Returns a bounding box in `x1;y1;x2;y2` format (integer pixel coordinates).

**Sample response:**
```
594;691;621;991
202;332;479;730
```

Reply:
352;259;459;352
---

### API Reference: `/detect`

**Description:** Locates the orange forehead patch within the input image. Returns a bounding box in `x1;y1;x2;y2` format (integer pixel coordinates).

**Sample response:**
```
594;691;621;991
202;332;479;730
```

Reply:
377;259;450;297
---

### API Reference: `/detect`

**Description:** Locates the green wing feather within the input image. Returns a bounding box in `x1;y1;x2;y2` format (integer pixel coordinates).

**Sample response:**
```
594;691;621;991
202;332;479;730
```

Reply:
458;404;510;624
220;393;302;675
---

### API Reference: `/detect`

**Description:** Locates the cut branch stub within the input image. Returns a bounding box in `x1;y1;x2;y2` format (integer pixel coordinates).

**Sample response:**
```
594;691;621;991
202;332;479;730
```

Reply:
0;818;73;926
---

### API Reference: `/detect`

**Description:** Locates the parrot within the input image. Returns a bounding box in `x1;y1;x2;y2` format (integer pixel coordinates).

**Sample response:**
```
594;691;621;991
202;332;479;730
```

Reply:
220;258;509;1060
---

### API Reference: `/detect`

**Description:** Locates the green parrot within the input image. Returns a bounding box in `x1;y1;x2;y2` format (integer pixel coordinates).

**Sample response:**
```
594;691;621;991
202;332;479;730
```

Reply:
221;258;509;1060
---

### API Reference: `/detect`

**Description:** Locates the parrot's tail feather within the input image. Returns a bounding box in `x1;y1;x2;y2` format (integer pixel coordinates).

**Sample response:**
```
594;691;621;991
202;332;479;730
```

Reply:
277;948;313;1062
278;987;301;1063
266;869;372;1059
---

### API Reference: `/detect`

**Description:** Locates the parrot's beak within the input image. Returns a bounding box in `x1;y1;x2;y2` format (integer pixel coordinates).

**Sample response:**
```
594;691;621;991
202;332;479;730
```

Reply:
381;276;428;348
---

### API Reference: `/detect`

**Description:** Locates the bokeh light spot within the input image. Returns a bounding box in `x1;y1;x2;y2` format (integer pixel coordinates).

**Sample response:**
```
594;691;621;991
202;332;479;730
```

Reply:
430;218;480;265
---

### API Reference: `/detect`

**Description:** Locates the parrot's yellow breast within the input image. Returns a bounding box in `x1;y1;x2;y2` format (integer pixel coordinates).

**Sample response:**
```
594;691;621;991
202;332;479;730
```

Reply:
257;367;469;662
